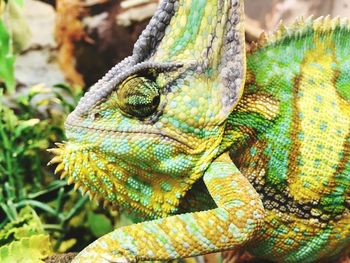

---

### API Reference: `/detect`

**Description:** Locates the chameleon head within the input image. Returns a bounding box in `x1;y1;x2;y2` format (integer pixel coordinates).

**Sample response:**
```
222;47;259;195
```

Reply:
49;0;246;219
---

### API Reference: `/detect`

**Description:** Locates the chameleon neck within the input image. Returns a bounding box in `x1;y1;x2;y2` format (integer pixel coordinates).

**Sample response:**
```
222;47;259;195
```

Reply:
227;18;350;225
226;18;350;262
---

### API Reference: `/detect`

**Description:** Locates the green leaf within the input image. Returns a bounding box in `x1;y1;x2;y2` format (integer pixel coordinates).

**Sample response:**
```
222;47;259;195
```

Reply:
14;119;40;137
0;207;53;262
87;212;113;237
0;234;52;263
0;20;15;93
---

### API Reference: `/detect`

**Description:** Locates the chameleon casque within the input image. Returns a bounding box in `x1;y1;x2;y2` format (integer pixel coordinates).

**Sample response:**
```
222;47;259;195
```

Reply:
48;0;350;262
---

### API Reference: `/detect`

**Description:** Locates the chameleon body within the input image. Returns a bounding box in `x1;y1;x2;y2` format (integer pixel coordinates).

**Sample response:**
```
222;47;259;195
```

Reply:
48;0;350;262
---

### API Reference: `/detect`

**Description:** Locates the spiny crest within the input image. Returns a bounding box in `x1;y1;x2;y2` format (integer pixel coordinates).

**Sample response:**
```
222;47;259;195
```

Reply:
47;144;112;208
47;143;67;179
250;16;350;52
47;142;189;218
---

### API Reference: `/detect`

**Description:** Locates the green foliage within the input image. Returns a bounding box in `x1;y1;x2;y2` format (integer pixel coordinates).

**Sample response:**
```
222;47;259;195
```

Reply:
0;20;15;92
0;206;53;263
0;84;95;254
0;1;122;258
0;84;81;219
87;212;113;238
0;2;127;256
0;0;31;93
0;83;122;258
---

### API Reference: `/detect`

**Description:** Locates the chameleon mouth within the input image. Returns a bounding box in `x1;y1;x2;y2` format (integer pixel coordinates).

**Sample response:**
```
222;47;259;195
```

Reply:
64;121;196;151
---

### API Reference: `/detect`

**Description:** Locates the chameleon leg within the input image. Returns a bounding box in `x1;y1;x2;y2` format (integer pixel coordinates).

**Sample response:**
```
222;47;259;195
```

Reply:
72;152;265;262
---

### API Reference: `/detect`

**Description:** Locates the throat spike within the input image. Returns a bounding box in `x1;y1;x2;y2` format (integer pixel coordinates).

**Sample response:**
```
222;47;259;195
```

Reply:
47;148;63;156
81;187;89;196
74;182;82;191
47;156;62;166
103;200;110;208
54;142;65;148
54;163;65;174
60;171;68;179
67;176;75;185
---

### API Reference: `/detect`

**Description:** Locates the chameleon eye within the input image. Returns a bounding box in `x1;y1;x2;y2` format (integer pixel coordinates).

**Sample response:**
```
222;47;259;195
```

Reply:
116;75;161;119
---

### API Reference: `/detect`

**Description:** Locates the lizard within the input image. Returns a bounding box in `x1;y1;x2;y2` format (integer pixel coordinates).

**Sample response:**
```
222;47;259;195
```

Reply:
48;0;350;262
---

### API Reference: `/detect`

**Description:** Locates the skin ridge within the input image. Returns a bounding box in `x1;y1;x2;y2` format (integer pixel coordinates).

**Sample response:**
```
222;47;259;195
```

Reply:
249;16;350;54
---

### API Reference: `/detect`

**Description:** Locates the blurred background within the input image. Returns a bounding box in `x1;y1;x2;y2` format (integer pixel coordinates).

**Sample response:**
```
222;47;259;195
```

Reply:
0;1;349;262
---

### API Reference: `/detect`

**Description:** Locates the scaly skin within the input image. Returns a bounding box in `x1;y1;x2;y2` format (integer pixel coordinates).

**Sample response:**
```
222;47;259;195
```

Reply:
227;17;350;262
48;0;350;262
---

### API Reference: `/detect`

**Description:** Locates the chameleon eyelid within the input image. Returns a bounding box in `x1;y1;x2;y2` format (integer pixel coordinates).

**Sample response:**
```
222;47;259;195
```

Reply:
72;61;183;117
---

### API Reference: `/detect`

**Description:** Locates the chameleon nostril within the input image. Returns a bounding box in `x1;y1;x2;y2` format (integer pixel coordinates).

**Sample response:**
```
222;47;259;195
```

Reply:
90;112;101;120
94;112;101;119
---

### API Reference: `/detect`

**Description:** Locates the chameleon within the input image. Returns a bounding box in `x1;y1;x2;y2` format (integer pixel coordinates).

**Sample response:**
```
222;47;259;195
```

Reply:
48;0;350;262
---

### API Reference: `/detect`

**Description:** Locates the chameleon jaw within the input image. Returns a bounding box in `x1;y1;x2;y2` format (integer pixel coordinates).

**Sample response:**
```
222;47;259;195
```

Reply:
52;108;228;218
47;143;94;198
47;140;197;219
